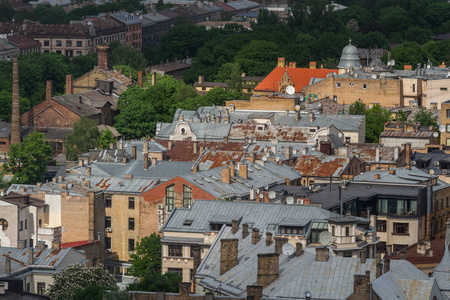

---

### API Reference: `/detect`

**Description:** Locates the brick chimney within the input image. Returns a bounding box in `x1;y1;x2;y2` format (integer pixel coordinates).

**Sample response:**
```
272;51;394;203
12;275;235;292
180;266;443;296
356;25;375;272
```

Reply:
360;250;366;263
232;219;239;234
383;259;390;273
144;153;149;170
27;248;33;265
179;282;191;296
151;157;157;166
266;232;273;246
274;237;288;255
352;271;371;300
315;247;329;261
198;76;204;84
192;165;199;173
11;57;20;145
97;45;109;71
46;80;53;102
220;239;239;275
277;57;285;68
296;243;303;256
5;258;11;275
222;167;230;184
405;143;411;166
52;241;61;250
138;71;143;88
86;167;91;177
242;223;249;239
36;241;46;251
285;146;293;160
143;141;148;154
193;141;198;154
229;161;236;177
168;140;172;150
309;61;316;69
257;253;279;288
17;240;25;249
66;74;73;95
239;163;248;179
132;146;137;160
247;286;263;300
252;228;260;244
376;263;382;278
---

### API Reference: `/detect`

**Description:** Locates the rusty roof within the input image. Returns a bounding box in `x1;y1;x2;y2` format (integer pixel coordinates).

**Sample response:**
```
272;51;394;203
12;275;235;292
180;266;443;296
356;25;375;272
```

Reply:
0;22;95;38
344;144;398;164
380;130;434;138
292;154;349;177
228;123;308;142
197;149;248;170
6;33;40;49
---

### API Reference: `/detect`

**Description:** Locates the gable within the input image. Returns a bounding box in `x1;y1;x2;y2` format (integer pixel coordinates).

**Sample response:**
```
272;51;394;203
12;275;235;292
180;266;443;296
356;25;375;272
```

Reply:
21;100;80;126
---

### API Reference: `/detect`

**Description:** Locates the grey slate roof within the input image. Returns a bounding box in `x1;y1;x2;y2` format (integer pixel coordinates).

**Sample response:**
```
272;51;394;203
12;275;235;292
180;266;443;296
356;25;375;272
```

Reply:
196;225;411;299
162;199;338;234
412;150;450;176
155;120;232;140
65;174;159;193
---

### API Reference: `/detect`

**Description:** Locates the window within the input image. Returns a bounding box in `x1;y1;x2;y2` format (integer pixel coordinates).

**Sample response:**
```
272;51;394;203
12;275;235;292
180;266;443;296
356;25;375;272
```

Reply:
105;195;112;208
92;259;97;267
183;185;192;208
412;84;415;92
441;87;448;91
76;41;82;47
43;40;49;46
393;244;408;252
128;239;135;251
129;218;135;230
202;87;206;91
20;221;23;231
0;219;8;230
332;226;335;236
447;139;450;147
66;40;72;47
210;223;224;231
377;242;387;253
168;244;182;257
393;223;409;235
336;82;341;88
376;220;386;232
345;136;351;143
362;84;367;89
343;251;352;257
25;219;27;229
168;268;183;277
348;83;354;87
37;282;46;295
105;216;111;228
345;227;350;236
76;51;82;56
279;226;304;235
447;124;450;133
26;283;30;292
39;219;42;227
29;239;33;247
190;269;194;281
165;185;175;212
447;109;450;119
56;40;62;47
128;197;135;209
56;50;61;54
105;237;111;249
309;128;316;133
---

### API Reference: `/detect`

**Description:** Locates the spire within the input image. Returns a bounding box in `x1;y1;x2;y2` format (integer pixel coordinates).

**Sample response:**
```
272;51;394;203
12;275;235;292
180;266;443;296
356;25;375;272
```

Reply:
11;57;20;145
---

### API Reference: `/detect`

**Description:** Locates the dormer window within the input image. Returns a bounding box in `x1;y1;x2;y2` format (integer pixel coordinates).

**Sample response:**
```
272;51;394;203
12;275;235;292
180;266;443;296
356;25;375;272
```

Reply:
279;226;303;235
210;223;224;231
256;125;265;131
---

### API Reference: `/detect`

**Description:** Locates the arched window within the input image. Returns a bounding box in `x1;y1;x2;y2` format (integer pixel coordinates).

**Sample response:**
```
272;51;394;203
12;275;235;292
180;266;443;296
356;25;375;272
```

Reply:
0;219;8;230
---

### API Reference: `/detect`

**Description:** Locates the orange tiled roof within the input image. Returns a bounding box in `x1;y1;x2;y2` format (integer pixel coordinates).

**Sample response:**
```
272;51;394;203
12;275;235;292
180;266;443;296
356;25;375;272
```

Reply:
254;67;338;92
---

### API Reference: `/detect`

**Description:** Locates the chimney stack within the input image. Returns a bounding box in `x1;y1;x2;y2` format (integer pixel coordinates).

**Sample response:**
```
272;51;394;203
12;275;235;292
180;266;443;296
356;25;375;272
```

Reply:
405;143;411;166
247;286;263;300
52;241;60;250
315;247;329;261
360;250;366;263
66;74;73;95
376;252;381;264
239;163;248;180
193;141;198;154
192;165;199;173
132;146;137;160
151;157;157;166
251;228;260;244
232;219;239;234
17;240;25;249
222;168;231;184
257;253;279;288
353;272;371;299
220;239;239;275
383;259;390;273
168;140;173;150
198;76;204;84
242;223;249;239
36;241;46;251
143;141;148;154
86;167;91;177
97;45;109;71
11;57;20;145
266;232;273;246
138;71;143;88
229;161;236;177
27;248;33;265
46;80;53;102
274;237;288;255
296;243;303;256
376;145;380;162
285;146;292;160
144;153;149;170
5;258;11;275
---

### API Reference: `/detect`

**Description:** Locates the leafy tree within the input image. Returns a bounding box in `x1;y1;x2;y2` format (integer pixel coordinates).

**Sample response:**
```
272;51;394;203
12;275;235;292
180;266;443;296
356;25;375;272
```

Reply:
365;104;391;143
383;42;426;70
127;272;181;293
215;62;242;93
378;7;412;36
100;129;116;150
68;53;98;79
33;4;67;24
411;109;438;127
65;118;100;161
3;131;52;185
109;42;147;70
256;8;279;26
47;264;117;300
73;284;129;300
129;233;162;278
348;100;366;115
395;109;408;123
0;90;31;123
234;40;280;76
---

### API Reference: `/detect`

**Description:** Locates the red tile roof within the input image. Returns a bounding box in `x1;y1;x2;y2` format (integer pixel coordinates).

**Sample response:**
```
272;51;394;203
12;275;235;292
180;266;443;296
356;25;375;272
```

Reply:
254;67;338;92
61;240;99;249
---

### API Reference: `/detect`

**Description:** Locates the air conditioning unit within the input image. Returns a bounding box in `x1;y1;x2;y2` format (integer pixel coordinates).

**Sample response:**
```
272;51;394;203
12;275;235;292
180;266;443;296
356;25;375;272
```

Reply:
157;210;164;215
106;249;112;254
157;204;164;210
297;199;304;205
106;227;112;233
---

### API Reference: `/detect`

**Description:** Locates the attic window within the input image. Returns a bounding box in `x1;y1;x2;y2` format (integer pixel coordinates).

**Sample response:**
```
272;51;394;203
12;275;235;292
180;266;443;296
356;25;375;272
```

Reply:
309;128;316;133
183;219;193;226
257;126;264;131
210;223;224;231
279;226;303;235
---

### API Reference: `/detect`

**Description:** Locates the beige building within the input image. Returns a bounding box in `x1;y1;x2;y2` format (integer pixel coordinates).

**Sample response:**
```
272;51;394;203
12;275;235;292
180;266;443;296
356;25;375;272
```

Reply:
424;79;450;110
441;100;450;146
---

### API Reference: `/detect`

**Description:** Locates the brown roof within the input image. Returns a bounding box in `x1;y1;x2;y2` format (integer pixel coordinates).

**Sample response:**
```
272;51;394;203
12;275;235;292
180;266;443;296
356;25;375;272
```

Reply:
0;22;94;38
292;155;349;178
150;61;191;73
197;149;247;170
194;82;228;88
380;130;434;138
52;89;118;117
0;192;46;208
345;144;397;164
385;239;445;266
228;123;308;142
7;33;41;49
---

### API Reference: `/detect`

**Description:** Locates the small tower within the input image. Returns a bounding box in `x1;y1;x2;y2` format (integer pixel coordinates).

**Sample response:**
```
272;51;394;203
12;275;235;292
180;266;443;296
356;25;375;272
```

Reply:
337;39;361;74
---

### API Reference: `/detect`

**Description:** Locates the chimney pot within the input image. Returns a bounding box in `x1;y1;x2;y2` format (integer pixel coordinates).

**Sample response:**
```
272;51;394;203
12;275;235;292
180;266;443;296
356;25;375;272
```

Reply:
296;243;303;256
251;228;260;244
222;168;231;184
132;146;137;160
144;153;149;170
383;259;390;273
242;223;249;239
232;219;239;234
266;232;273;246
274;237;288;255
315;247;329;261
27;248;33;265
360;250;366;263
220;239;239;275
65;74;73;95
239;163;248;180
257;253;279;288
376;263;382;278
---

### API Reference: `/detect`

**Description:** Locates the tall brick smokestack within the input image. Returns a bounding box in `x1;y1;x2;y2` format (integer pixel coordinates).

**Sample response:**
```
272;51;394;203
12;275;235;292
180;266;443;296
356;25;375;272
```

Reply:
11;57;20;144
97;45;109;71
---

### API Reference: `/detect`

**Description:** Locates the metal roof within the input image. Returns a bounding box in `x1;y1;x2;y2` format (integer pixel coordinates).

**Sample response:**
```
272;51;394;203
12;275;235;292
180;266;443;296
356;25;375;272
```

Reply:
292;154;350;178
65;174;158;193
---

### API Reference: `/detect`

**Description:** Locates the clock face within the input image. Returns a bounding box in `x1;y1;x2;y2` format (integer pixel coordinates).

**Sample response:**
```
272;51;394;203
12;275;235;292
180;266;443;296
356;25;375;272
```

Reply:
0;218;8;230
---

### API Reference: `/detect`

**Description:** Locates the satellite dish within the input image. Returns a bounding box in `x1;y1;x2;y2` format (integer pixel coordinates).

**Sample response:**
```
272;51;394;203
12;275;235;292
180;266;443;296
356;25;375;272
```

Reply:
286;196;294;204
262;156;268;162
433;132;439;138
338;132;343;138
259;193;263;199
299;95;305;102
389;60;395;66
282;243;295;256
268;191;276;199
371;74;377;79
439;125;445;133
429;169;435;175
319;231;333;246
295;105;301;111
275;156;280;162
286;86;295;95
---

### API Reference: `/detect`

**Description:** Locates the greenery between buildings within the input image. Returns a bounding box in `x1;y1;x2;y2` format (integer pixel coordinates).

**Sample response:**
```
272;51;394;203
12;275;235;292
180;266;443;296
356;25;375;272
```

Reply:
65;117;101;161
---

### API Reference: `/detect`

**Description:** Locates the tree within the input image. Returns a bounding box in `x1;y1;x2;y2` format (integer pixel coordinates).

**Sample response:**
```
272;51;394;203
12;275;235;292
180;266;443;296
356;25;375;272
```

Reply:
3;131;52;185
365;104;391;143
47;264;117;300
73;284;128;300
129;233;162;278
0;90;31;123
234;40;280;76
100;129;116;150
395;109;407;123
215;62;242;93
109;42;147;70
127;272;181;293
383;42;426;70
65;117;100;161
411;109;438;127
348;100;366;115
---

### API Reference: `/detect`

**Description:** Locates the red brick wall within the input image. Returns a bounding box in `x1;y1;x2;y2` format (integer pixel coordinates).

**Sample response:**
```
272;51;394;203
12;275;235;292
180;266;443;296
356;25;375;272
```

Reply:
21;99;80;127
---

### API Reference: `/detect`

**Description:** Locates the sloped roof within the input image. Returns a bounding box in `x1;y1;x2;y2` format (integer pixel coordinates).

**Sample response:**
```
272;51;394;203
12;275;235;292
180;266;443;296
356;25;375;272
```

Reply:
6;33;41;49
254;67;338;92
380;130;434;138
292;154;349;178
345;144;398;164
228;124;308;142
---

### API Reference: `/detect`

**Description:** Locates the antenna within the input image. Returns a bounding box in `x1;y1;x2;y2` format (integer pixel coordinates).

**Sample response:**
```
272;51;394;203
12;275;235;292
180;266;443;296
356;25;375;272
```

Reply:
286;196;294;204
319;231;332;246
282;243;296;258
268;191;276;200
286;86;295;95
